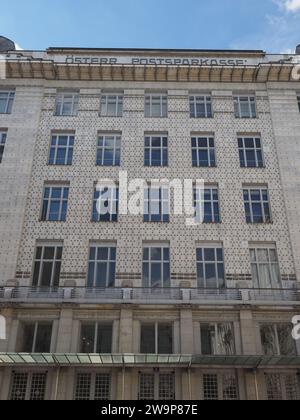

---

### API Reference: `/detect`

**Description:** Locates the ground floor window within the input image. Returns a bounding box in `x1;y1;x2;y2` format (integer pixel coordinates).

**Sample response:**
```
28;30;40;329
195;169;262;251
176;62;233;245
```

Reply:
139;372;175;400
75;372;111;400
10;372;47;400
202;372;239;400
265;373;300;400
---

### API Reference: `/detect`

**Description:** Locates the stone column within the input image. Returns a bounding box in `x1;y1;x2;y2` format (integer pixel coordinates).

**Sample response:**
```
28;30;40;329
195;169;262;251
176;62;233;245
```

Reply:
56;309;74;353
180;307;194;354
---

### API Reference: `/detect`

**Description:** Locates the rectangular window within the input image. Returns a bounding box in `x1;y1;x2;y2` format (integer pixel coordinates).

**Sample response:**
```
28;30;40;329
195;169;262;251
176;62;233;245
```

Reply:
75;373;111;400
250;246;281;288
297;95;300;112
20;322;52;353
194;187;220;223
243;188;271;223
203;373;239;401
49;133;74;165
80;323;113;353
0;90;15;114
238;137;264;168
143;246;170;288
266;374;300;400
144;185;169;223
190;95;213;118
144;135;168;167
100;94;123;117
87;245;116;288
10;372;47;401
32;244;63;287
97;134;121;166
41;185;69;222
234;96;257;118
92;185;118;222
55;91;79;116
140;323;173;354
145;94;168;118
260;324;297;356
0;131;7;163
196;247;225;289
139;373;175;401
201;323;235;355
192;136;216;167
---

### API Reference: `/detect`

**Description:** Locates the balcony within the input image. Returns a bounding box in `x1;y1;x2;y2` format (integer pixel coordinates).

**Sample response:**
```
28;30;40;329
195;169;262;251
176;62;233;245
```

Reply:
0;286;299;306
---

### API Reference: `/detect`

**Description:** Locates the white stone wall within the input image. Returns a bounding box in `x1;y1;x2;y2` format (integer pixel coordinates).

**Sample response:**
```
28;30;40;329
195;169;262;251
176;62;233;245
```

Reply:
13;80;296;287
0;81;44;284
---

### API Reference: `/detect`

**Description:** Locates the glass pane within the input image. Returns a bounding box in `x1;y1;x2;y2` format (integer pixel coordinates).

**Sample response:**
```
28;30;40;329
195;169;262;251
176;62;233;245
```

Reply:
22;324;35;352
158;324;173;354
35;323;52;353
97;324;113;353
141;325;155;353
81;324;95;353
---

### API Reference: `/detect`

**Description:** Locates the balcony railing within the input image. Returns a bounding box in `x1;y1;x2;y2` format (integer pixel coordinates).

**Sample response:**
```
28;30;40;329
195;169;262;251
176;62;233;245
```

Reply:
0;286;299;305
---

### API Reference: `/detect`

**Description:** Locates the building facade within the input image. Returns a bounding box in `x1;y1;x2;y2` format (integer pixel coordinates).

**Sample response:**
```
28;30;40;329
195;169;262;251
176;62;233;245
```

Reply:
0;44;300;400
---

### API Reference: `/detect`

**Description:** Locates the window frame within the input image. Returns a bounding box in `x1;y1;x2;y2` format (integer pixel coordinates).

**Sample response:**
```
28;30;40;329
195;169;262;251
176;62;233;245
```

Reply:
142;245;171;288
32;244;63;288
191;136;216;167
234;95;257;119
48;133;74;166
144;185;170;223
189;95;213;118
100;94;123;117
196;246;226;289
87;244;117;288
0;130;7;163
79;322;113;354
202;371;239;401
140;322;174;354
297;95;300;112
144;135;168;167
243;187;272;224
10;371;48;401
41;184;69;222
0;90;15;114
260;323;297;356
250;245;281;289
74;372;111;400
20;321;53;353
96;133;121;166
200;322;236;356
145;93;168;118
238;136;264;168
194;186;221;224
139;371;175;401
265;373;300;401
92;185;119;222
54;91;79;117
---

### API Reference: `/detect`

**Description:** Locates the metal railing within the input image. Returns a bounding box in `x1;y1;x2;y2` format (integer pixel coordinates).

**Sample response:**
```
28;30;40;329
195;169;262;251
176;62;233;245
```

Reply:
0;286;299;305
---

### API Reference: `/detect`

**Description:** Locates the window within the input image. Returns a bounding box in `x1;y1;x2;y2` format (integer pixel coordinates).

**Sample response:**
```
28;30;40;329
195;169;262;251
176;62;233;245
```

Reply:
32;244;63;287
192;136;216;167
196;247;225;289
203;373;239;401
201;323;235;355
80;323;113;353
19;322;52;353
234;96;257;118
243;188;271;223
145;94;167;118
100;94;123;117
238;137;264;168
0;131;7;163
97;134;121;166
87;245;116;288
41;185;69;222
250;246;281;288
297;95;300;112
143;246;170;288
92;185;118;222
260;324;297;356
10;372;47;401
139;373;175;401
266;374;300;401
144;185;169;222
49;134;74;165
194;187;220;223
190;95;213;118
0;90;15;114
55;91;79;116
75;373;111;400
140;323;173;354
144;135;168;167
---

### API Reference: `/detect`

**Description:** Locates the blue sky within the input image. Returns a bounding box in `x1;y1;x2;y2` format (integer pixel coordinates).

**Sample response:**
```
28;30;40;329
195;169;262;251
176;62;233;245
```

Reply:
1;0;300;52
